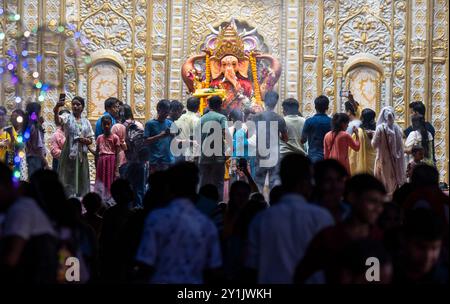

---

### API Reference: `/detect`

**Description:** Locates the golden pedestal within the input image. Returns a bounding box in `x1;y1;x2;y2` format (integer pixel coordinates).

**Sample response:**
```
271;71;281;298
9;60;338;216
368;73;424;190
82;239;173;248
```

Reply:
193;88;227;114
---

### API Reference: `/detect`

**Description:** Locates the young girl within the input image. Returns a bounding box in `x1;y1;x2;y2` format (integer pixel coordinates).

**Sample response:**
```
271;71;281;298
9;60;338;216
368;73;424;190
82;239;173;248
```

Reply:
50;109;70;172
324;113;360;174
95;115;120;202
111;122;127;178
406;145;426;181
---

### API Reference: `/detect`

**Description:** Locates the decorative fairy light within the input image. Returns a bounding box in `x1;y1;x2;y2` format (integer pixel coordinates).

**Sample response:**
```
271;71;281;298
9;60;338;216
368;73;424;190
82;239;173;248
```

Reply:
10;112;36;183
0;18;92;182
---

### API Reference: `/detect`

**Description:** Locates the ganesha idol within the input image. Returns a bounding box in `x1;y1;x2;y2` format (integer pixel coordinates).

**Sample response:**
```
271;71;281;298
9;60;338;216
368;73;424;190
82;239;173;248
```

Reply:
182;20;282;113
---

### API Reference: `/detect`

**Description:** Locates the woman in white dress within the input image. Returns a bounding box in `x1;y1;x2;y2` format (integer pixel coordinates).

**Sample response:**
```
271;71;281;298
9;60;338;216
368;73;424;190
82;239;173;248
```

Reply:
372;106;406;197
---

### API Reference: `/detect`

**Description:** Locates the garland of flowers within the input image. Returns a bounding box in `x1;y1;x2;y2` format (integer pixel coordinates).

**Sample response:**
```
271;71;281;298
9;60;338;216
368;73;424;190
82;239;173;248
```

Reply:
205;52;211;87
250;52;262;106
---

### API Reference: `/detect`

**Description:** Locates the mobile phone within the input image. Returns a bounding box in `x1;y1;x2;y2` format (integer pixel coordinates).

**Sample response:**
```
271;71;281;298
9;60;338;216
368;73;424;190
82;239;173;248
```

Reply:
59;93;66;103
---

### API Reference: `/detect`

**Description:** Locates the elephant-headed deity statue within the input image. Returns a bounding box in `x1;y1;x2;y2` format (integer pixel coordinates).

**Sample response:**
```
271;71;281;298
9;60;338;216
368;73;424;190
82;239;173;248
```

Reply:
182;19;282;113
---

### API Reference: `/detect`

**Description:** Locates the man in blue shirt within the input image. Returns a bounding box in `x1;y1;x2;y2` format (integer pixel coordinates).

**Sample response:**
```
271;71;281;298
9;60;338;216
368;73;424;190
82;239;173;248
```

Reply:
301;95;332;163
144;99;174;173
95;97;120;138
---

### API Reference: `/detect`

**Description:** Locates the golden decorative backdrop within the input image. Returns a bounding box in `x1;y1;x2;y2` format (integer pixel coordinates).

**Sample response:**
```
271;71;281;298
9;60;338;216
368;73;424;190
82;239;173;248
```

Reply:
1;0;449;182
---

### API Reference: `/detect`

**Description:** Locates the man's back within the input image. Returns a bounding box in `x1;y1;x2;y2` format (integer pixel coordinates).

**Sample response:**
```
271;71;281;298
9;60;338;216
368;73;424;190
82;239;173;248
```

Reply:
302;113;331;162
252;110;287;162
246;194;334;283
176;111;199;141
176;111;200;159
280;115;306;155
136;198;222;283
200;110;226;128
199;110;227;163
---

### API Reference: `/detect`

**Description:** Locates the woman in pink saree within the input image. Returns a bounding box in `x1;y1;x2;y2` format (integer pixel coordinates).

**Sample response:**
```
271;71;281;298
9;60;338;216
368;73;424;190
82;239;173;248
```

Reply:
372;106;406;198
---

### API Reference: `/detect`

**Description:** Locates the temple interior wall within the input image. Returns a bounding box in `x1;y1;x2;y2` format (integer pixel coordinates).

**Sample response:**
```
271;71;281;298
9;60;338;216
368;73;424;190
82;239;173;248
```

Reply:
1;0;448;181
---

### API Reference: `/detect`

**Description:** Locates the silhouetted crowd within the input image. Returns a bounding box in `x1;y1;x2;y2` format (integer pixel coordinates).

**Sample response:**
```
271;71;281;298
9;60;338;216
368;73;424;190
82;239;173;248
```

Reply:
0;153;448;284
0;91;448;284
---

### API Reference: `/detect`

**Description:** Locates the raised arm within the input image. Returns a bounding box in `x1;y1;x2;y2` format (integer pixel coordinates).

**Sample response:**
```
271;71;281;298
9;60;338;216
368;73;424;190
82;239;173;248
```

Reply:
371;126;382;149
53;100;66;126
348;127;360;151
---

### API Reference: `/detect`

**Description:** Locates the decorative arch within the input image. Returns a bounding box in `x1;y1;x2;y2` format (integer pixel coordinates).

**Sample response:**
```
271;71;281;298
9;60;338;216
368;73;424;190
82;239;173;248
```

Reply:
87;50;125;121
87;49;127;72
343;53;384;77
342;53;384;114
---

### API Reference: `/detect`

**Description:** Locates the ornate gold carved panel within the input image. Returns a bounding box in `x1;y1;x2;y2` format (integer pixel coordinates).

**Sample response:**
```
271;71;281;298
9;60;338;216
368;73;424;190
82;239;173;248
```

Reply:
431;0;449;182
1;0;448;181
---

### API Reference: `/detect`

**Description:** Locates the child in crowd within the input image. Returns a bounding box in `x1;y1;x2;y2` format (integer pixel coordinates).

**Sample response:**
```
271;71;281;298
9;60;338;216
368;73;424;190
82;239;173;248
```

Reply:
111;123;127;178
406;145;426;181
50;109;70;171
95;116;120;203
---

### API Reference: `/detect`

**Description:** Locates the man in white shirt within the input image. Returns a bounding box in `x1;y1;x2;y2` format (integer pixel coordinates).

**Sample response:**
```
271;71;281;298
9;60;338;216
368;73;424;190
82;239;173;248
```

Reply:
245;154;334;283
280;98;306;157
174;97;200;162
135;162;222;283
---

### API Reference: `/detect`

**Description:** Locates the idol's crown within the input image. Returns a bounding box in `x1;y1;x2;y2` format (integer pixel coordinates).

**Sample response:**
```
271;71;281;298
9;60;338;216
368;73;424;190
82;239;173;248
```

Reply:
209;22;247;60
